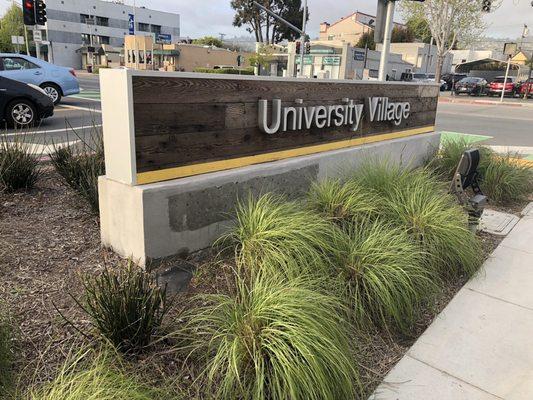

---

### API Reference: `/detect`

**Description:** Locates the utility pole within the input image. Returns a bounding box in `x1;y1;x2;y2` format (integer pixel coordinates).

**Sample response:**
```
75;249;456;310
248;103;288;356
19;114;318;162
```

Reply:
500;54;511;103
378;0;395;81
252;1;307;78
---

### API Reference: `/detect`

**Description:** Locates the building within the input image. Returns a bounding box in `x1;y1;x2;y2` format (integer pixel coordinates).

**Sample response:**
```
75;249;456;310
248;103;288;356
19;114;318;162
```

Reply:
449;49;502;72
43;0;180;68
123;35;252;72
377;42;453;75
319;11;404;46
279;40;413;80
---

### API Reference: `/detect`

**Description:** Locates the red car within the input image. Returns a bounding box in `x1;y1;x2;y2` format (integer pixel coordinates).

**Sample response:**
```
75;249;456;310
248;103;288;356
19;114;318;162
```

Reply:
519;79;533;98
487;76;517;97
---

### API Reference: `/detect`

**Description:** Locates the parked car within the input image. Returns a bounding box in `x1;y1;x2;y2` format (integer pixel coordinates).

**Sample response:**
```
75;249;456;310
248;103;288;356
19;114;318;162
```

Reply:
519;78;533;98
426;74;447;91
442;73;467;91
0;54;79;105
0;76;54;127
401;72;446;90
454;77;488;96
487;76;517;97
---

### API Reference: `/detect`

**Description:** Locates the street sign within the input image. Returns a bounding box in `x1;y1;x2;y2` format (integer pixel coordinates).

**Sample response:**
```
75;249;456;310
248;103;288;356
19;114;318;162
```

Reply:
323;56;341;66
11;36;25;45
128;14;135;35
295;55;313;65
156;33;172;44
33;30;42;42
503;42;517;57
354;50;365;61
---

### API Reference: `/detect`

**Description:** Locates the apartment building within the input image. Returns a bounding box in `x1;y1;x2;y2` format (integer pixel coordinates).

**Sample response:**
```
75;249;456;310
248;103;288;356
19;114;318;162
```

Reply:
44;0;180;68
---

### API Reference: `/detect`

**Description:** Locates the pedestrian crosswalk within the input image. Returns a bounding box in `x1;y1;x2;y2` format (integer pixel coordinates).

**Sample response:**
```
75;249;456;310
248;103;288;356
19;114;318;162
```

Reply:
70;89;101;101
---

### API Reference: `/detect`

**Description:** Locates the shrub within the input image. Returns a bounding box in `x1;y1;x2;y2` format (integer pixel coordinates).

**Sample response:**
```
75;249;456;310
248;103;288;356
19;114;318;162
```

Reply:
49;125;105;212
75;262;169;353
351;158;413;199
28;349;166;400
385;171;483;278
183;271;359;400
0;134;41;192
307;179;379;225
0;309;13;395
481;154;533;205
219;194;337;279
333;219;435;333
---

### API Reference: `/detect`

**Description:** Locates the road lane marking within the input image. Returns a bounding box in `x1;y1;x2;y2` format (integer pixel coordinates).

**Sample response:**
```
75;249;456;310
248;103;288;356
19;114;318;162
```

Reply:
3;124;102;137
56;105;102;113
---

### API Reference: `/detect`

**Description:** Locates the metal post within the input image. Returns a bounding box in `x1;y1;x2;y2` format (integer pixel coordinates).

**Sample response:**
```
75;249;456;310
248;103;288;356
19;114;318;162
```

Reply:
24;25;30;55
299;0;307;77
500;55;511;103
133;0;139;70
34;26;41;59
425;36;433;74
378;0;395;81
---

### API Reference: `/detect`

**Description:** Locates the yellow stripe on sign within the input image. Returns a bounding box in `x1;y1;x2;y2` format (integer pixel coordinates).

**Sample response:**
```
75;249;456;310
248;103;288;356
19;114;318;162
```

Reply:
136;125;436;185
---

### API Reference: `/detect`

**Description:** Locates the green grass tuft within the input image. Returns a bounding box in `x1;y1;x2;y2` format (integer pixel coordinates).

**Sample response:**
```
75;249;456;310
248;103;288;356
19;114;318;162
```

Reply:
49;125;105;212
0;308;13;396
0;134;41;192
481;154;533;205
220;194;338;279
307;178;380;225
28;349;167;400
75;261;169;353
182;271;360;400
333;219;435;334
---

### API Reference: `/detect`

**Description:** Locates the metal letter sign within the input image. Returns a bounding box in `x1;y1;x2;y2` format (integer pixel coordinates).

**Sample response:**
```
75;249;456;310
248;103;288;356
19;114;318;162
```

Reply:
128;14;135;35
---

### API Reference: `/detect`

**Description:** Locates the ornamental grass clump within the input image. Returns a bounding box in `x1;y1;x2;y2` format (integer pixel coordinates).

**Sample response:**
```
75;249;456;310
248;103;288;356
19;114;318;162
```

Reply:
0;134;41;192
220;194;338;278
481;154;533;205
75;261;169;353
28;349;166;400
182;271;359;400
0;309;13;395
49;124;105;212
333;219;435;334
350;158;413;199
385;172;483;278
307;179;380;225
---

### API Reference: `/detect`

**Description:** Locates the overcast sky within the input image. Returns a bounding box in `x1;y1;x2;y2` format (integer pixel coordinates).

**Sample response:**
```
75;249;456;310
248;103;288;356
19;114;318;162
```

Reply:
1;0;531;40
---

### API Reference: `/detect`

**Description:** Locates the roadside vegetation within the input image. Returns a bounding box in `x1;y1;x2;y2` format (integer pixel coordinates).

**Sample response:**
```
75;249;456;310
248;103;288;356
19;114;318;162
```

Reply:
0;134;41;192
0;307;13;397
1;135;531;398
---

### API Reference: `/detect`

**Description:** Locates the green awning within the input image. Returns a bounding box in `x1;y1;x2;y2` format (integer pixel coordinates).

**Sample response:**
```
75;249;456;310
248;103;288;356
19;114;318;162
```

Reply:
153;49;180;56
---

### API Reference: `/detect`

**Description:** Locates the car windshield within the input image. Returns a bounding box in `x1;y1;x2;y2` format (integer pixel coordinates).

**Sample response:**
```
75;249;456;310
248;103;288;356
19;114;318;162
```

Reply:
459;78;479;83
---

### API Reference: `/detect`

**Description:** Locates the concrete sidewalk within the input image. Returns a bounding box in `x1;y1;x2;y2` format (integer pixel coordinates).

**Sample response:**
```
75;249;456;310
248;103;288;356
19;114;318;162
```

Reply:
370;205;533;400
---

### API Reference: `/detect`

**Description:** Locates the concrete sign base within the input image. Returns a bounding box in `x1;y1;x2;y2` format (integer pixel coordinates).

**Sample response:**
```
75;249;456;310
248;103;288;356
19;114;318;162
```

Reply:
99;131;440;266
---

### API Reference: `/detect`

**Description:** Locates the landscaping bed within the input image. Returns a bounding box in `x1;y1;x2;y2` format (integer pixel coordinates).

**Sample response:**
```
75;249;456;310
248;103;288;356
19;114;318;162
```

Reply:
0;136;531;399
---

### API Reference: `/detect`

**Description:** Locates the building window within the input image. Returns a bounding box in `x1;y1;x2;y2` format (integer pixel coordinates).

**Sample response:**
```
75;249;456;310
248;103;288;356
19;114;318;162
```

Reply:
97;36;110;45
138;22;149;31
150;24;161;34
96;16;109;27
80;14;89;23
81;33;91;44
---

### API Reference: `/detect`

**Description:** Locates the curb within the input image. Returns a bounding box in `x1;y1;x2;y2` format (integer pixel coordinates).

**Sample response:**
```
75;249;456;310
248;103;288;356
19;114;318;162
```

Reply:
439;97;533;108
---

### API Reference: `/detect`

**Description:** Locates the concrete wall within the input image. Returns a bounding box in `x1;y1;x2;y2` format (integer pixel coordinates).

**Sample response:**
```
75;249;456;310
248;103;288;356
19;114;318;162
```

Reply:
99;132;441;266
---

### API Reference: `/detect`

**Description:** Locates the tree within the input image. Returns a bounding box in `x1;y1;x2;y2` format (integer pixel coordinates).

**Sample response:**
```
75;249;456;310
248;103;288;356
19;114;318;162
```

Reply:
192;36;224;48
249;44;275;71
0;5;25;53
356;30;375;50
400;0;499;82
231;0;307;44
391;26;414;43
406;17;432;44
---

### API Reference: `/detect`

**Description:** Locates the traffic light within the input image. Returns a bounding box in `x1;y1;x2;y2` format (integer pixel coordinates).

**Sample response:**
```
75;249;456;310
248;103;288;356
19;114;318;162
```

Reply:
35;0;47;25
482;0;491;12
296;41;301;55
22;0;35;26
305;42;311;55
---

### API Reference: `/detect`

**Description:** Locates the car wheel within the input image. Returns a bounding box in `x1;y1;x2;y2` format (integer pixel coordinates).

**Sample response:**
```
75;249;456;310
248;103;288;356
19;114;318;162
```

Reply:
7;100;36;128
41;83;62;105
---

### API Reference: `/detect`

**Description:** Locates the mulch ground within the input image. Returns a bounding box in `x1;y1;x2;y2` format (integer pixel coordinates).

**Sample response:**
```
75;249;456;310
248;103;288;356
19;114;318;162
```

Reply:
0;168;510;397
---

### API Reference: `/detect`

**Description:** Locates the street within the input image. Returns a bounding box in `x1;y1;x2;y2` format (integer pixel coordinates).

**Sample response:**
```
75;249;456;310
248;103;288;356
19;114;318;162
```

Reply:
3;73;532;158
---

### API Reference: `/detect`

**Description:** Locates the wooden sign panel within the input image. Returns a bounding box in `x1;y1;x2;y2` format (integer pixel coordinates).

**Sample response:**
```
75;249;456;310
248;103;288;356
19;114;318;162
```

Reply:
130;74;438;185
